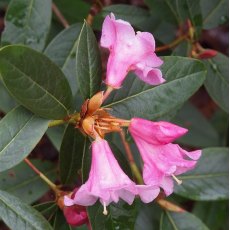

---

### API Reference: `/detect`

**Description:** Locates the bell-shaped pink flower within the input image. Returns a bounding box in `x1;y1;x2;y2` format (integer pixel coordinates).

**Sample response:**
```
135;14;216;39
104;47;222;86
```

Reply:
101;13;165;88
64;139;160;213
129;118;202;196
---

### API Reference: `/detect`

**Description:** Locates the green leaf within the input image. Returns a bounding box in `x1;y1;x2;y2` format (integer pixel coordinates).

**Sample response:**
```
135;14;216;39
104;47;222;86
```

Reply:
45;23;82;96
0;106;49;172
104;57;206;120
0;81;16;113
204;53;229;113
53;0;90;24
173;102;219;147
192;201;228;230
33;202;57;218
0;45;72;119
135;203;162;230
60;125;86;185
175;147;229;200
0;159;56;204
46;126;65;151
201;0;229;29
144;0;203;37
94;4;150;30
76;22;102;99
160;211;209;230
1;0;52;51
0;190;52;230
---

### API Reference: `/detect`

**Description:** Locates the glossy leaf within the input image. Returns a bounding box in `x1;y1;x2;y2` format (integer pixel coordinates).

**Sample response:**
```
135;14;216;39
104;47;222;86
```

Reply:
173;102;219;147
204;53;229;113
76;22;102;99
0;45;72;119
94;4;150;30
0;81;16;113
45;23;82;96
144;0;203;37
53;0;90;24
175;147;228;200
0;106;49;172
192;201;228;230
0;160;57;204
160;211;209;230
201;0;229;29
0;190;52;230
60;125;86;185
104;57;206;120
46;126;65;151
1;0;52;51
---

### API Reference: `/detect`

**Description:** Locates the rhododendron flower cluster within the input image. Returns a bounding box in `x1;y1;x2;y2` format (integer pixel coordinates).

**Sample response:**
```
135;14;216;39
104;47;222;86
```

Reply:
64;13;201;215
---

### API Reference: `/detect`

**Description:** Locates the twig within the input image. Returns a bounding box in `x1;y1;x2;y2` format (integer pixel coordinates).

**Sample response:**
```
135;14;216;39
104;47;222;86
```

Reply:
52;3;69;28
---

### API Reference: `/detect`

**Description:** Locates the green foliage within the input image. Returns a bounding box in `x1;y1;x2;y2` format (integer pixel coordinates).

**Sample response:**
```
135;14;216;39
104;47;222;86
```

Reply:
76;22;102;99
0;190;53;230
175;147;229;200
0;45;73;119
1;0;52;51
0;106;49;172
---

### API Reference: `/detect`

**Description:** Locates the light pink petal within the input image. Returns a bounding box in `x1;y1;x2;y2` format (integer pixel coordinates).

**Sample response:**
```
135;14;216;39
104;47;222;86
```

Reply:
100;15;116;49
64;196;76;206
180;148;202;160
129;118;188;145
117;189;136;205
136;31;156;50
160;177;174;196
134;67;165;85
136;185;160;203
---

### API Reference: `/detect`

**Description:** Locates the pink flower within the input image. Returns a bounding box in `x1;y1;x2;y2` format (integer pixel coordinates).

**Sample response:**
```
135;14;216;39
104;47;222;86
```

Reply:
129;118;202;196
64;139;160;213
101;13;165;88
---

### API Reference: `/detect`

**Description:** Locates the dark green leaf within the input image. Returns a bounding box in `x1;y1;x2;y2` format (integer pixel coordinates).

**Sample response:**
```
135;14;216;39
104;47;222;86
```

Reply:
201;0;229;29
60;125;86;185
0;160;56;204
175;147;228;200
144;0;203;37
33;202;57;217
204;53;229;113
172;41;192;57
173;102;219;147
0;190;52;230
160;211;209;230
1;0;52;51
94;4;150;30
104;57;206;120
46;126;65;151
0;45;72;119
53;0;90;24
192;201;228;230
76;22;102;99
135;202;162;230
45;23;82;96
0;106;49;172
0;81;16;113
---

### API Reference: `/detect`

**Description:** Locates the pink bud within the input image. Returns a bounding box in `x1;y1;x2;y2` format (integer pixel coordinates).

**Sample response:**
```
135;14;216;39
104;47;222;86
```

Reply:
198;49;217;59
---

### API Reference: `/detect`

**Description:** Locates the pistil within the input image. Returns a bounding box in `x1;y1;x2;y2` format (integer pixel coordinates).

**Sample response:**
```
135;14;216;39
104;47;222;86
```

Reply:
103;201;108;215
172;174;182;185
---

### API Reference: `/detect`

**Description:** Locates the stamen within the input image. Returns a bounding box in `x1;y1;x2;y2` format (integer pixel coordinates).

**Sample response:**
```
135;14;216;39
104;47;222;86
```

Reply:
172;174;182;185
103;201;108;215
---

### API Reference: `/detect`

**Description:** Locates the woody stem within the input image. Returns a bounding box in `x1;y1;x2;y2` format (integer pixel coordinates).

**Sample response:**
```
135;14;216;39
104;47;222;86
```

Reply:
119;130;143;184
24;158;60;195
155;34;187;52
52;3;69;28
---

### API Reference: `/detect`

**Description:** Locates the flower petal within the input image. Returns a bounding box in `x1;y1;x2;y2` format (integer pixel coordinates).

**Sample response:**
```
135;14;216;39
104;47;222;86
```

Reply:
136;185;160;203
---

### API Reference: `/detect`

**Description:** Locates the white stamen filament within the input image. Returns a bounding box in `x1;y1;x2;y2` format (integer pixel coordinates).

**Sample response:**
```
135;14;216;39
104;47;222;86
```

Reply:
103;201;108;215
172;174;182;185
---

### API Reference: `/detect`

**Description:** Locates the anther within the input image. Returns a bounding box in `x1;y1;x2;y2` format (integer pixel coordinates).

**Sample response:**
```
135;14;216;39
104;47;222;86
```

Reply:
172;174;182;185
103;201;108;215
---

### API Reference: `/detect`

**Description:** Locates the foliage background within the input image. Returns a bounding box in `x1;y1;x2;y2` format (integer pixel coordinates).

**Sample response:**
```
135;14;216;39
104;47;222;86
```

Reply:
0;0;228;229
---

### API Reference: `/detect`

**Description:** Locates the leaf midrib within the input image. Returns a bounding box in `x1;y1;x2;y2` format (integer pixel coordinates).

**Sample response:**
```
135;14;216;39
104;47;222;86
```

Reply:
203;0;224;23
178;172;228;180
104;70;204;108
2;59;69;112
